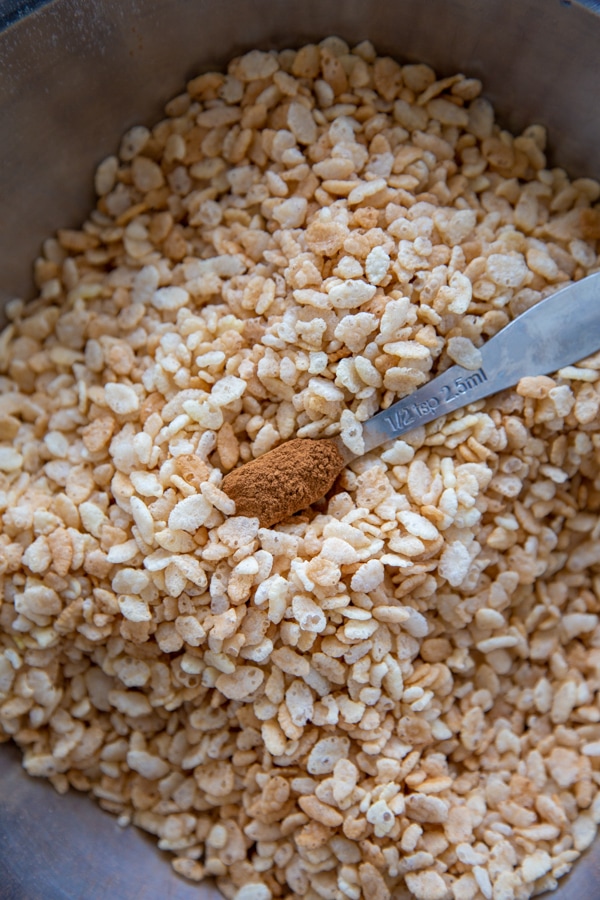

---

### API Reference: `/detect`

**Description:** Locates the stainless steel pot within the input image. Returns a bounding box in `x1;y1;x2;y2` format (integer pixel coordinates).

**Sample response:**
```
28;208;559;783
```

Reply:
1;1;600;897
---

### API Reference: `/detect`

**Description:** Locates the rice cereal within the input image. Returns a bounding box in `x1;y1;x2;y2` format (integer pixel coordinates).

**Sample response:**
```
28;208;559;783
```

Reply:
1;37;600;900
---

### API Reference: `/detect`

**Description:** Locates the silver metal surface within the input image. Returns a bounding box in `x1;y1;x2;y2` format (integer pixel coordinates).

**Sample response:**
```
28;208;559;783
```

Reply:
0;742;213;900
2;1;600;898
362;273;600;452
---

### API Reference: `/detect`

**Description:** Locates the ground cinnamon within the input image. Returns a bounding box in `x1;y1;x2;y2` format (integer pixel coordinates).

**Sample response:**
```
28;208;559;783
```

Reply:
221;438;346;528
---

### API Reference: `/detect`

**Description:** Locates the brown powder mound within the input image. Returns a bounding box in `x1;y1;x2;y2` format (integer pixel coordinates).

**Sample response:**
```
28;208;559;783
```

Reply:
221;438;346;528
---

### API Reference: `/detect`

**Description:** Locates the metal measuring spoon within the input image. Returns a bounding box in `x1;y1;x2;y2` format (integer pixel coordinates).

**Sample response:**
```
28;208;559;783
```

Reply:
222;272;600;526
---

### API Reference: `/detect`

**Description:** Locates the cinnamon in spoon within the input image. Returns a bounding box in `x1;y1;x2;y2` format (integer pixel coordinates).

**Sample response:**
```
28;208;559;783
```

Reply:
221;437;345;528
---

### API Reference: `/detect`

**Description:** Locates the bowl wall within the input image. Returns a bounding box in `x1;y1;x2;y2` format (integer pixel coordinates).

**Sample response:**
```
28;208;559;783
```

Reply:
1;0;600;308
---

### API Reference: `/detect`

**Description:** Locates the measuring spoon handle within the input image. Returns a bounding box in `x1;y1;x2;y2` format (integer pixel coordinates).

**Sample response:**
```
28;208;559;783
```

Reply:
361;272;600;453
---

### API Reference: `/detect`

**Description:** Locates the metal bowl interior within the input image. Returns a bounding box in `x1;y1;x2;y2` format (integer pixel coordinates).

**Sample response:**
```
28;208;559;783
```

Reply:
1;1;600;898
